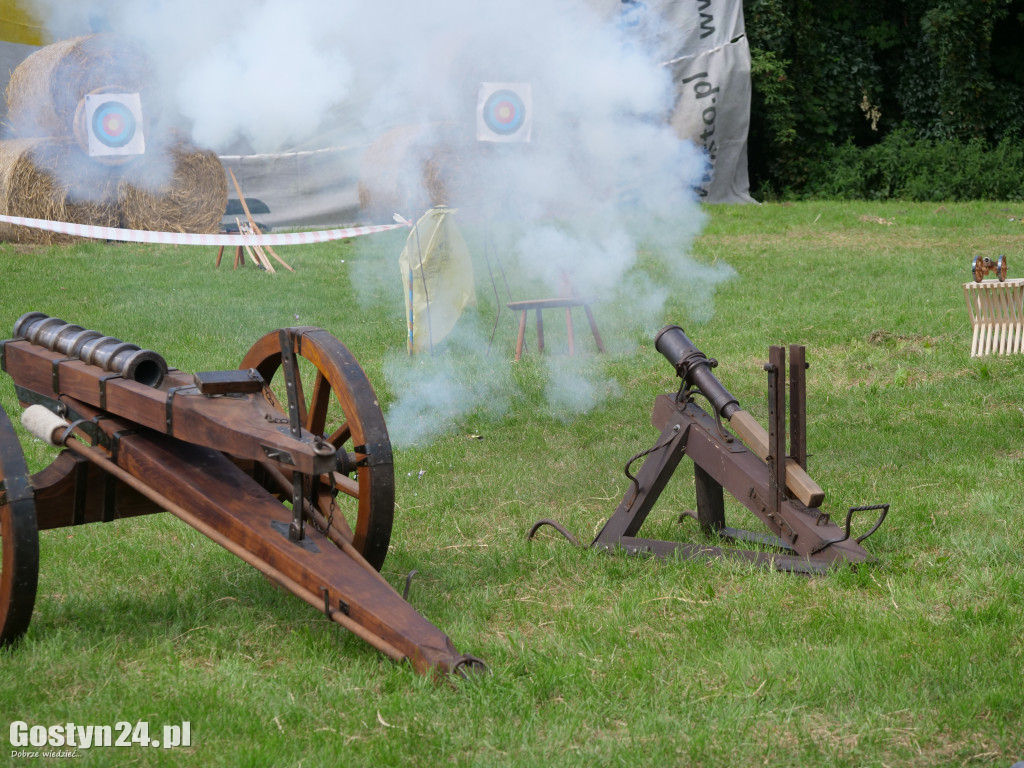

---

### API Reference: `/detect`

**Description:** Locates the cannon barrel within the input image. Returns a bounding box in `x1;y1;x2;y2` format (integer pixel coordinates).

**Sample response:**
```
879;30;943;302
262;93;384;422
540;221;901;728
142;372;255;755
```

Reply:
12;312;168;388
654;324;825;509
654;325;741;419
1;319;481;676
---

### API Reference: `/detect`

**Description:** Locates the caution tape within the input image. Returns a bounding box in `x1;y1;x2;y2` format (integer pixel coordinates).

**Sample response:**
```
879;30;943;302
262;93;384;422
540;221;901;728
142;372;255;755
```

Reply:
0;213;405;247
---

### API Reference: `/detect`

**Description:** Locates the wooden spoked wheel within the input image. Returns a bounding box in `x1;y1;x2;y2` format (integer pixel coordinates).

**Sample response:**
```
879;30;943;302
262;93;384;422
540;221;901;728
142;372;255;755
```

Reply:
240;328;395;571
0;403;39;646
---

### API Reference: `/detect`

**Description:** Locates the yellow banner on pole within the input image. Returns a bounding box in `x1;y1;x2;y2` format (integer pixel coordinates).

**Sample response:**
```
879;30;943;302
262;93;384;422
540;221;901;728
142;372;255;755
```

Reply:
399;207;476;354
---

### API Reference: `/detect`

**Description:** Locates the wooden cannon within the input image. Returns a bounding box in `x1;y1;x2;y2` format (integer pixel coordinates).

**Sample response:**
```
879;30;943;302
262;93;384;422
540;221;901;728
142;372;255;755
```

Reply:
0;312;482;677
531;325;889;574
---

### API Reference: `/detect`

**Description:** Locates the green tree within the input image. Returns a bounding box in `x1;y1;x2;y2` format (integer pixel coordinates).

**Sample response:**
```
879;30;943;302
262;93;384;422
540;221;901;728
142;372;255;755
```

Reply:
743;0;1024;197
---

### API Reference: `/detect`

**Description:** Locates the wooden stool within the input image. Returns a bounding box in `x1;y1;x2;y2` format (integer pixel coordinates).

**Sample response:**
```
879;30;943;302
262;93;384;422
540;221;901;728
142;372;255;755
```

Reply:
507;297;605;361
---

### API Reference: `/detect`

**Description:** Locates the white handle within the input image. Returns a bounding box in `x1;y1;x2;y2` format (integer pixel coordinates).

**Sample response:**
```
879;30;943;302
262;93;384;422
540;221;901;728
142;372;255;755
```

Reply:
21;404;69;446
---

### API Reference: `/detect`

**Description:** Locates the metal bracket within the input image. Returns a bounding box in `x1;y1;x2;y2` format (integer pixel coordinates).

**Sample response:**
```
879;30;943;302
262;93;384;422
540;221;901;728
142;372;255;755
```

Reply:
108;427;142;464
0;465;32;506
260;445;296;466
15;386;62;411
270;519;319;552
165;385;197;437
277;330;308;543
277;331;309;541
351;442;394;467
50;357;76;393
278;330;303;441
402;570;419;601
97;373;122;411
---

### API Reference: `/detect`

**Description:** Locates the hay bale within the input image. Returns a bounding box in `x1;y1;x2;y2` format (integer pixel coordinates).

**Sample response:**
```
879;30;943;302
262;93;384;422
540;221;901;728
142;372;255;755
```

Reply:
5;34;156;141
358;123;478;221
118;138;228;233
0;137;120;244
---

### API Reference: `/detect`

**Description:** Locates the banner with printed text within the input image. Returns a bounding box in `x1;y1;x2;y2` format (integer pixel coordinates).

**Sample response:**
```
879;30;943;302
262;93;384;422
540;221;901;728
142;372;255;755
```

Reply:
601;0;754;203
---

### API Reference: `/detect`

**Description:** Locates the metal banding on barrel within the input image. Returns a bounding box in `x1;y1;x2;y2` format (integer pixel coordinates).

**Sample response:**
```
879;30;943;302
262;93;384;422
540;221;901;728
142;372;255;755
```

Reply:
12;311;168;387
654;324;740;420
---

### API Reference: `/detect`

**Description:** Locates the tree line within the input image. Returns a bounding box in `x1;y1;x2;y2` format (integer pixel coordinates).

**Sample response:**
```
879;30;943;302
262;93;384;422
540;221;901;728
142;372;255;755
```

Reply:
743;0;1024;199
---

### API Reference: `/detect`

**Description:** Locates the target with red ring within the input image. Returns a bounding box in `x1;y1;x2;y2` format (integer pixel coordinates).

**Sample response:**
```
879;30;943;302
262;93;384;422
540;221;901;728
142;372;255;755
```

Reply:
82;92;145;157
483;89;527;136
477;82;532;143
91;100;137;148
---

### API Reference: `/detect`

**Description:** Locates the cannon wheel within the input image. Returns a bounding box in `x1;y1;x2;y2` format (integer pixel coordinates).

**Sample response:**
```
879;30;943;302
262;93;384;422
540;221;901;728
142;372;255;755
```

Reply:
0;403;39;646
241;328;395;571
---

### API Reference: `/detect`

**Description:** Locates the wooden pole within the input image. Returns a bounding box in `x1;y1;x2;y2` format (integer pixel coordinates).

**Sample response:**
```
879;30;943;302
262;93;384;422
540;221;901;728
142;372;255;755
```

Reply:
228;168;294;272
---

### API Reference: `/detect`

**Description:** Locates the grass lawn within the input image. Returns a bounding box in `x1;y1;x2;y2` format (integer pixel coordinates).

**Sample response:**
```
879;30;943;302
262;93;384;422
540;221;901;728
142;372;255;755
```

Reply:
0;200;1022;767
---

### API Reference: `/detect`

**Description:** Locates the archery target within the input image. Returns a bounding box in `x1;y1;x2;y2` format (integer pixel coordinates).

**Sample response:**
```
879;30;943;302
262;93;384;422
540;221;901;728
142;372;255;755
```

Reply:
83;92;145;157
477;82;532;143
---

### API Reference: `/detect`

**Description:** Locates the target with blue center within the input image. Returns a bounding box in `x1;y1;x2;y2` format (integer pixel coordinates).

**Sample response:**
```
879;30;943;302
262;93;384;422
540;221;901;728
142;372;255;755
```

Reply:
92;101;136;147
477;82;532;143
483;90;526;135
83;92;146;157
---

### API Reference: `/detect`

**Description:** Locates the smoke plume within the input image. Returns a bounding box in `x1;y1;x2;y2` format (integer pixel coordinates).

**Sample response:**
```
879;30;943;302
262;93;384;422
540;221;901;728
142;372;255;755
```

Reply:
21;0;734;446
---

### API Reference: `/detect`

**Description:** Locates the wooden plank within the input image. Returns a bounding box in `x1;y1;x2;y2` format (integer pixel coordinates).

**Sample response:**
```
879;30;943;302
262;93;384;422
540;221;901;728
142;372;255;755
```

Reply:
507;297;599;311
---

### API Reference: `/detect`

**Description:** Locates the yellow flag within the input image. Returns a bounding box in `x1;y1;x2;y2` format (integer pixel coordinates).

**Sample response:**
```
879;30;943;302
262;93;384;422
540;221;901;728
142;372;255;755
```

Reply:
399;207;476;354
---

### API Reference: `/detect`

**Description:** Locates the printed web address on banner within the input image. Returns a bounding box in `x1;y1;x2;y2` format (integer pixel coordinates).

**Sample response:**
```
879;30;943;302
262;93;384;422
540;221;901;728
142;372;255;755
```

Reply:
0;213;406;247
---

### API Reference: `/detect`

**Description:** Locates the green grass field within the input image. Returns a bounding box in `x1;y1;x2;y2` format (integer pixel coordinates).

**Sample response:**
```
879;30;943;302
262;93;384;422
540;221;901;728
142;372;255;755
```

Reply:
1;201;1022;767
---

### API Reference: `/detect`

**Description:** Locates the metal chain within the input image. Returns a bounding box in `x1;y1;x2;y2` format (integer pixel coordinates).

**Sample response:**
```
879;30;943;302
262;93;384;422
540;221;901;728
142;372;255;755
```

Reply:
309;477;338;537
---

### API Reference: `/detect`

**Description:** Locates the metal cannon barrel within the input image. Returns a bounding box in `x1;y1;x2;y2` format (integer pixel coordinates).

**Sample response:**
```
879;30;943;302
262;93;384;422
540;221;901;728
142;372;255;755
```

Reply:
653;324;825;508
654;325;740;419
12;312;168;388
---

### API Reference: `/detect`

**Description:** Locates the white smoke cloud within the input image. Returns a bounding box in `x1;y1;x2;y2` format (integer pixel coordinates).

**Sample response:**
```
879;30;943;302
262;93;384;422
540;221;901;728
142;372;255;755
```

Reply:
23;0;361;152
21;0;734;445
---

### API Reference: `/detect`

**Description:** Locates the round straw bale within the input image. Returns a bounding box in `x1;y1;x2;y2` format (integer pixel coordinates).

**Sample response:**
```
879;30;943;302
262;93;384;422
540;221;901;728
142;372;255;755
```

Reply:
0;137;120;245
118;137;227;233
5;34;157;141
358;123;479;221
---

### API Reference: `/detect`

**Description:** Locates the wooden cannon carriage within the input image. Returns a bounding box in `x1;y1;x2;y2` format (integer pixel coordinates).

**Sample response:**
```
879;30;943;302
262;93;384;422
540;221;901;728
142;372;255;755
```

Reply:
0;312;482;677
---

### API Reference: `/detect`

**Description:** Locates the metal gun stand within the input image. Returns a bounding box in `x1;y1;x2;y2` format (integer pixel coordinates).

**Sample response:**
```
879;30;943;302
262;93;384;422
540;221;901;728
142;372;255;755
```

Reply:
589;345;887;574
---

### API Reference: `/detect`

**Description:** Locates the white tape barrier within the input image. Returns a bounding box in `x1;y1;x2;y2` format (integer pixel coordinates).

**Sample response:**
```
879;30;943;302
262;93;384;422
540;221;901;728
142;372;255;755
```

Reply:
0;213;405;247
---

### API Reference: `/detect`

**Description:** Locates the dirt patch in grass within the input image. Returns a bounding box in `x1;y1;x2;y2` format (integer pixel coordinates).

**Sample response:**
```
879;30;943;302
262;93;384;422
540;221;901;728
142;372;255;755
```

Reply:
700;230;1024;254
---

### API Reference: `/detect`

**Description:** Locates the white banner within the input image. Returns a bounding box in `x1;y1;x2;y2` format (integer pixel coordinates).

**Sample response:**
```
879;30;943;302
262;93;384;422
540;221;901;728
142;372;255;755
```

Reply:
669;35;753;203
598;0;754;203
612;0;744;63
